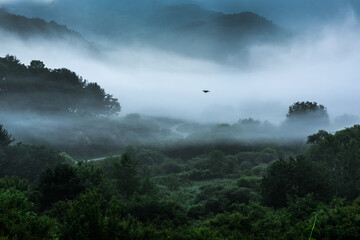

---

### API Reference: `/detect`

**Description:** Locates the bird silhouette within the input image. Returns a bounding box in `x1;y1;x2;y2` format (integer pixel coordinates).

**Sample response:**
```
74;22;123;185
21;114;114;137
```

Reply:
203;90;210;93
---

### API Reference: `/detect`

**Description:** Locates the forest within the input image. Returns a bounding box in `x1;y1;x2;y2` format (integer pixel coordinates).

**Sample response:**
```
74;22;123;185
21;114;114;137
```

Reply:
0;55;360;239
1;0;360;238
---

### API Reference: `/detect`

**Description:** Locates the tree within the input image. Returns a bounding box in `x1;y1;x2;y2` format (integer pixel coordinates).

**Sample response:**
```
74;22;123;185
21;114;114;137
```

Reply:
49;191;107;240
0;144;68;182
307;125;360;199
0;55;121;116
0;188;57;239
286;101;329;124
111;153;140;197
3;54;20;65
0;176;29;192
29;60;45;70
84;83;121;115
307;130;330;145
238;118;261;126
0;124;14;146
37;163;85;209
260;157;331;208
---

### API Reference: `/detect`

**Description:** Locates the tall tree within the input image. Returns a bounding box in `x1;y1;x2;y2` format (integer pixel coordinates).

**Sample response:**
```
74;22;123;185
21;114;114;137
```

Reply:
261;156;331;208
286;101;329;124
111;153;140;197
307;125;360;199
0;124;14;146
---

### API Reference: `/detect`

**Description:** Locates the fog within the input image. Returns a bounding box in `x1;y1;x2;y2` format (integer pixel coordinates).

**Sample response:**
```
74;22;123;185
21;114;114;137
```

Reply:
195;0;360;29
1;1;360;146
3;0;360;34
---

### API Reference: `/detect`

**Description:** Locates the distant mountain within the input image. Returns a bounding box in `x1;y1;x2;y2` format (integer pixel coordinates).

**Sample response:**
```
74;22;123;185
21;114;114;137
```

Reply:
148;4;223;29
1;3;288;61
143;6;287;60
1;0;166;37
0;8;86;43
175;11;282;40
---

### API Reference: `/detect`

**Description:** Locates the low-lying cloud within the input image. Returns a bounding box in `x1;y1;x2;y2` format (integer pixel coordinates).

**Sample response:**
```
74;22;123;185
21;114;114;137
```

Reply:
0;9;360;128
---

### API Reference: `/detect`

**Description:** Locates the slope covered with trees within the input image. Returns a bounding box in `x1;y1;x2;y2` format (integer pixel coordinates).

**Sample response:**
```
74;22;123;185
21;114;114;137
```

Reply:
0;122;360;239
0;55;120;116
0;56;358;239
0;56;183;158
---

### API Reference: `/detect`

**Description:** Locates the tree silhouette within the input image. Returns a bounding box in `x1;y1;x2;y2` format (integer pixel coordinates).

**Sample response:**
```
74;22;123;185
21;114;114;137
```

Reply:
287;101;329;121
29;60;46;70
286;101;329;126
0;124;14;146
0;55;121;116
111;153;140;197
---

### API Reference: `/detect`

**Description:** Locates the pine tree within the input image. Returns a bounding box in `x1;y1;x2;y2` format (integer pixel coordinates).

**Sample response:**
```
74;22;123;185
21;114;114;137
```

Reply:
0;124;14;146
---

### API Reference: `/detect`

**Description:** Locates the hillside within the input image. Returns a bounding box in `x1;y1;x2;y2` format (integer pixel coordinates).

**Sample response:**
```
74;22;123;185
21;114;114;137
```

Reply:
0;8;86;42
0;55;120;116
1;111;360;239
0;56;181;157
148;4;223;29
145;6;286;60
1;4;287;61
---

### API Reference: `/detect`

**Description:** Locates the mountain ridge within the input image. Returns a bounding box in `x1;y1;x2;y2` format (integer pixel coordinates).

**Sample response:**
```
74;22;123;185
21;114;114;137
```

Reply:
0;4;288;62
0;8;88;44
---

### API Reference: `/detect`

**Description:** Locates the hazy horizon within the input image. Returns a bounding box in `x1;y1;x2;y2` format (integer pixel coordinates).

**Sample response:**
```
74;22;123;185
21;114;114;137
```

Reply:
1;0;360;127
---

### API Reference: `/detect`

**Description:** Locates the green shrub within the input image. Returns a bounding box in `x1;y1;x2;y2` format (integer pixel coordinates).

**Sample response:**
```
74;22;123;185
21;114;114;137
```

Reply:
0;188;56;240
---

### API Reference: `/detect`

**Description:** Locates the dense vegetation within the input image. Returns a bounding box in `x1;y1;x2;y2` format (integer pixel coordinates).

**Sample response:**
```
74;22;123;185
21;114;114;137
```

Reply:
1;55;340;159
0;55;359;239
0;122;359;239
0;56;187;158
0;55;120;116
0;55;348;147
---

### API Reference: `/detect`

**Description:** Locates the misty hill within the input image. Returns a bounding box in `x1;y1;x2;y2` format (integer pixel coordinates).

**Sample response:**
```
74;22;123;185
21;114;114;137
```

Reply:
144;7;286;60
148;4;223;29
0;55;120;116
179;11;282;42
0;55;180;157
0;8;86;43
4;3;287;61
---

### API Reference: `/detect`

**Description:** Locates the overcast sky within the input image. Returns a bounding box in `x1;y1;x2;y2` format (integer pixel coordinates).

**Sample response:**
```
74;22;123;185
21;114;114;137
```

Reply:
1;0;360;125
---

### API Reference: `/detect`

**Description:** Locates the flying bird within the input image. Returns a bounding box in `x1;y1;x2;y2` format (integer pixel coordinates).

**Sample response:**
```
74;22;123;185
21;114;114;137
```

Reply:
203;90;210;93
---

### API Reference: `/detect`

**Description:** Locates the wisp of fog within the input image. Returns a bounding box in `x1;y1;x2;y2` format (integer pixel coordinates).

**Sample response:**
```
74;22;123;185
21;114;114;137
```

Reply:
0;4;359;129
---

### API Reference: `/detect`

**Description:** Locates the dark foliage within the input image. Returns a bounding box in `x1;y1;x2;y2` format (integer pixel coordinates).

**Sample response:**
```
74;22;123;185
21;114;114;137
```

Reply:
261;156;331;208
0;118;359;239
0;124;14;146
0;55;120;116
307;125;360;199
286;101;329;124
36;163;86;210
0;188;56;240
103;154;141;197
0;143;69;182
125;196;188;226
0;175;29;192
